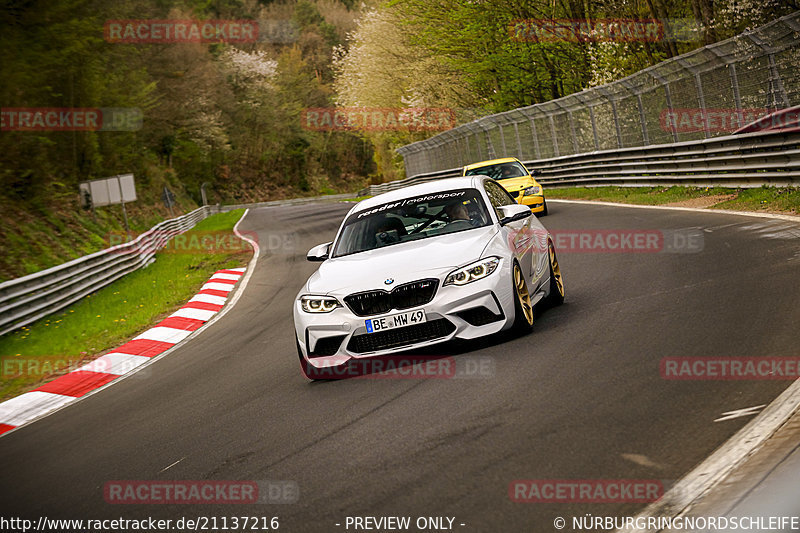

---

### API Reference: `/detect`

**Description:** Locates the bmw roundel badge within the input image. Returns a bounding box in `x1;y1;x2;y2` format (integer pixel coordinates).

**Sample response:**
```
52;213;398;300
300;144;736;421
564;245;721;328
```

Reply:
384;278;394;285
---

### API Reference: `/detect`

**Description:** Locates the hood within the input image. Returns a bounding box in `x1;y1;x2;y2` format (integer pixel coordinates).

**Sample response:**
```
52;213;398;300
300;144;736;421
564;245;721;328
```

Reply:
495;176;534;191
306;226;499;294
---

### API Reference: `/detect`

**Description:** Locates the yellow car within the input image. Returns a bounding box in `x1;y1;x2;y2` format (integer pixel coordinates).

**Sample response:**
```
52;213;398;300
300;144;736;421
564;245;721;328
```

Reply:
462;157;547;215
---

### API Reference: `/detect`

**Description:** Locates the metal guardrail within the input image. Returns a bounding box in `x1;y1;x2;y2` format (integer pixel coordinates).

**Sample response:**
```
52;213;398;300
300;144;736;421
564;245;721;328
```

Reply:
0;205;217;337
360;128;800;196
218;192;356;211
396;12;800;178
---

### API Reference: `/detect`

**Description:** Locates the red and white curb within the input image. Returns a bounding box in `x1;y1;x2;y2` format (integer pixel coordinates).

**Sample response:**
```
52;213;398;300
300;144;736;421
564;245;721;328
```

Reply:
0;267;247;437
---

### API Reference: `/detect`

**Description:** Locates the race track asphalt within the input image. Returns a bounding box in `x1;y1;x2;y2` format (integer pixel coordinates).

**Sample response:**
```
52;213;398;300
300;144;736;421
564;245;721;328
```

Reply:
1;201;799;532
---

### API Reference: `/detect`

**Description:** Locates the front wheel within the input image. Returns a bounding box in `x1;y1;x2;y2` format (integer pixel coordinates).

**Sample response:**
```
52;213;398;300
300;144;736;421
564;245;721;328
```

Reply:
511;261;535;333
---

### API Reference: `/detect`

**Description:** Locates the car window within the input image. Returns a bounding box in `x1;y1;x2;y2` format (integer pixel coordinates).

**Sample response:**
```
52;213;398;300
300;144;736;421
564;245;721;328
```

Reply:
465;161;528;180
484;180;518;212
332;188;492;258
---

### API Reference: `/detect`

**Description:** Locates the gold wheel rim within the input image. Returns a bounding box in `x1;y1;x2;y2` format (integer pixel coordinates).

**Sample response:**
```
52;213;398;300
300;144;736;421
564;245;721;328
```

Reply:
549;242;565;297
514;264;534;325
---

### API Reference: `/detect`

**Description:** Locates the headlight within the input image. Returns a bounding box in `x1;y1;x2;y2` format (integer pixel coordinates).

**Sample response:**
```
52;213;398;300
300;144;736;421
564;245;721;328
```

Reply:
300;296;340;313
444;257;500;286
523;185;541;196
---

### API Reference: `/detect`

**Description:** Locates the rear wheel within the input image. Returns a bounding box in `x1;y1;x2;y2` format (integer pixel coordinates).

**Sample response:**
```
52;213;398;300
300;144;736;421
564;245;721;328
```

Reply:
544;239;565;307
512;261;535;333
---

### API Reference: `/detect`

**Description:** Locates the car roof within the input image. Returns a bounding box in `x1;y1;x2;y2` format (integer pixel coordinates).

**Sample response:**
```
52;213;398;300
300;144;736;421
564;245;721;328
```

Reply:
463;157;521;170
352;176;486;212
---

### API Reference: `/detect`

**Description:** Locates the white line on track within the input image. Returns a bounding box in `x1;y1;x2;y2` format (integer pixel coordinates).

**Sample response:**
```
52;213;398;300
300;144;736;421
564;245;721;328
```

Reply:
566;200;800;531
548;199;800;222
158;456;186;473
714;404;766;423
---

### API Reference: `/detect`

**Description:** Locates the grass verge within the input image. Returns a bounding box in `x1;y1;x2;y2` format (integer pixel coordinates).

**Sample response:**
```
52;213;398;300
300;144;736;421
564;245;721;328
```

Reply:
0;209;250;401
546;186;800;214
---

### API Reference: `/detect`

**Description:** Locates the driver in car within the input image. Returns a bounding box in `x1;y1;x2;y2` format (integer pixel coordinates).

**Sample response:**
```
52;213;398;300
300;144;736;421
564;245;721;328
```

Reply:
501;164;523;178
444;199;486;228
444;201;470;222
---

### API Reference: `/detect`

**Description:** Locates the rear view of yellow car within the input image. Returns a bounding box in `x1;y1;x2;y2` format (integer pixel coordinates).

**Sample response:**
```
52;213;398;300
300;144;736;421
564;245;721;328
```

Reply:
462;157;547;215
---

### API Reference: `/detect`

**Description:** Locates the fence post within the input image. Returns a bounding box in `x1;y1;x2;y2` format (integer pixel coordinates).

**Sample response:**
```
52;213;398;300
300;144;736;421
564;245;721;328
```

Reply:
729;63;744;128
481;122;496;159
621;80;649;145
745;33;790;109
498;120;508;156
651;71;678;143
549;114;560;157
597;87;623;149
529;114;542;159
589;106;599;150
513;121;524;159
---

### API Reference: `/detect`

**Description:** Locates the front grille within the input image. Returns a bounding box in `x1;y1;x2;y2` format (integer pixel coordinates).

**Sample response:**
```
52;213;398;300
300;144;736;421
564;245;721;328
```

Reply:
509;190;520;198
347;319;456;354
345;279;438;317
455;306;505;326
310;335;346;357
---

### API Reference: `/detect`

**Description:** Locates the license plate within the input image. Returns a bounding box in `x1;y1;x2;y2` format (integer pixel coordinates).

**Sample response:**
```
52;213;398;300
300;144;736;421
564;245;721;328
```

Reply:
365;310;426;333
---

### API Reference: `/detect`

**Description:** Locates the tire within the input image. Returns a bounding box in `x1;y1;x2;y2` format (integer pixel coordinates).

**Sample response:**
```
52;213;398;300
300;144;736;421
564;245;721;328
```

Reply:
541;197;548;216
511;261;535;333
544;239;565;308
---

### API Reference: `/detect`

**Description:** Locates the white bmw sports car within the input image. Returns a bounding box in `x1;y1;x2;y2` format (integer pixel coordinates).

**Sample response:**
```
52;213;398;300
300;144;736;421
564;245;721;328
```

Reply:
293;176;564;379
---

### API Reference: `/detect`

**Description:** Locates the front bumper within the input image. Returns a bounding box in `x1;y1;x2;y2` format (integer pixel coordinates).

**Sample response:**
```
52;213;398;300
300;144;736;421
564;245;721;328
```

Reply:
294;270;516;369
519;194;545;212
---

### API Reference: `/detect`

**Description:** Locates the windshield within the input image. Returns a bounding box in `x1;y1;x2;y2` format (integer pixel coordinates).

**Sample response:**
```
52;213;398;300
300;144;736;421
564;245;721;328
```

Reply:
332;188;492;258
464;161;528;180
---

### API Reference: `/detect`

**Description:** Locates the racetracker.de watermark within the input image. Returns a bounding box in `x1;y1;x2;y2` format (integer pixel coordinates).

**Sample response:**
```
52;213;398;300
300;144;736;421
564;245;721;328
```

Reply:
1;107;142;131
104;20;258;43
106;230;259;255
509;18;703;43
509;227;704;254
660;107;800;133
509;479;664;503
2;357;82;378
301;107;457;132
661;357;800;380
302;355;494;380
104;480;298;504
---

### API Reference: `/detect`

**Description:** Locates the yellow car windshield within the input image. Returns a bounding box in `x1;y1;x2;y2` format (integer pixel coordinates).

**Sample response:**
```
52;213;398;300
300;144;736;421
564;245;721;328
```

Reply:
464;162;528;180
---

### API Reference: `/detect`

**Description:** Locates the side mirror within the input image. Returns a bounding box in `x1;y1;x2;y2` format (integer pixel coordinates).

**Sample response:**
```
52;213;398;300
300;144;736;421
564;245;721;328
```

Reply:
531;168;542;176
498;204;532;226
307;242;332;262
